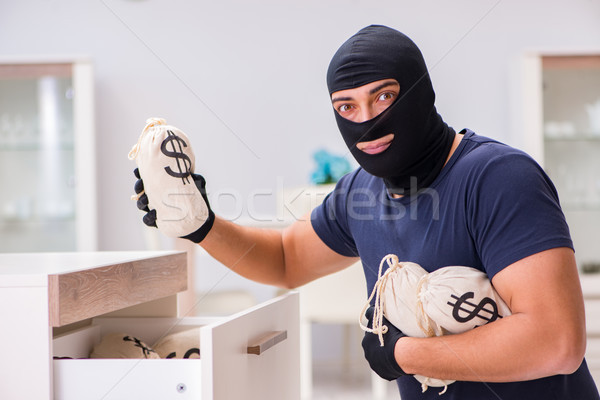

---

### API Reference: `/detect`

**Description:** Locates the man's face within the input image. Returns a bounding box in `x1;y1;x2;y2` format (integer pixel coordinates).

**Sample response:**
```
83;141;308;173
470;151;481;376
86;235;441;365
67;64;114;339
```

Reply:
331;78;399;155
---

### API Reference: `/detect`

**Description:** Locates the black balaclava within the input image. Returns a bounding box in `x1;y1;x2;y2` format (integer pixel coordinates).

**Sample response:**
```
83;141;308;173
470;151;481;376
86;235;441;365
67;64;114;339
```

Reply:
327;25;455;195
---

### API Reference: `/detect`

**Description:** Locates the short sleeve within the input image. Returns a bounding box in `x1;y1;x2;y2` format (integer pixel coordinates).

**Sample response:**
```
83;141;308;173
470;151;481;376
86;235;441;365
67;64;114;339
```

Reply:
310;171;360;257
467;151;573;278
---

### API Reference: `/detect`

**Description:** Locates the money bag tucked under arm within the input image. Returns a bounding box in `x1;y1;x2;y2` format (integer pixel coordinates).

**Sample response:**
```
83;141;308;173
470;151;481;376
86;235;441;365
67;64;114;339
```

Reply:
359;254;511;394
128;118;211;238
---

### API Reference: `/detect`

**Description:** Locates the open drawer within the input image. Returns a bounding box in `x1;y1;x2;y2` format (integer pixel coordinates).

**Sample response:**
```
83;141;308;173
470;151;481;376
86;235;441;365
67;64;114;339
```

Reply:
53;292;300;400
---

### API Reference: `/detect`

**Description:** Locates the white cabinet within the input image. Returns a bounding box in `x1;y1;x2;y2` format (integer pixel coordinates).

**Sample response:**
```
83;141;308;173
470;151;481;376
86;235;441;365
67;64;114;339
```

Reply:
0;251;300;400
522;53;600;270
0;59;96;252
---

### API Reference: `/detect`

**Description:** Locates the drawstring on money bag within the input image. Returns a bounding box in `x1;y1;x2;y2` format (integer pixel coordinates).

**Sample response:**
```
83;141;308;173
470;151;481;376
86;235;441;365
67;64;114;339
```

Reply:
128;118;167;201
415;275;439;338
359;254;402;346
359;254;450;396
128;117;167;161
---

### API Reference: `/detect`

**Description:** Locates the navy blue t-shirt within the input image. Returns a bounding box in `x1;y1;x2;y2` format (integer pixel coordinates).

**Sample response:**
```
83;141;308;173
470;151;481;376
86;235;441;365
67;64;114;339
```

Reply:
311;130;599;400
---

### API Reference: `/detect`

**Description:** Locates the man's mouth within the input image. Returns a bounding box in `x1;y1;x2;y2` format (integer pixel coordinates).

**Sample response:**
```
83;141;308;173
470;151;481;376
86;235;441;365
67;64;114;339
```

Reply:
356;133;394;155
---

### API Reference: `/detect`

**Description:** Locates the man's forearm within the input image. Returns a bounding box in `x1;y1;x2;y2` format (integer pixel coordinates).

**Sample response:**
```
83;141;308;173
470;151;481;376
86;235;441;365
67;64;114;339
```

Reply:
198;216;288;287
396;248;587;383
396;305;585;383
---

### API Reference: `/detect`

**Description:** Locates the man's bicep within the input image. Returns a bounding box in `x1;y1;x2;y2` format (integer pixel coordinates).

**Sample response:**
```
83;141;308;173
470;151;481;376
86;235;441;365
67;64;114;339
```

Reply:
492;247;585;333
281;213;359;288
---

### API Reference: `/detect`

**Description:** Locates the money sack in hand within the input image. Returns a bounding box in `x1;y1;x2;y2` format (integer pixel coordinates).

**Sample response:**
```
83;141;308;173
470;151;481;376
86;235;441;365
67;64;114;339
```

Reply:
359;254;511;394
128;118;214;242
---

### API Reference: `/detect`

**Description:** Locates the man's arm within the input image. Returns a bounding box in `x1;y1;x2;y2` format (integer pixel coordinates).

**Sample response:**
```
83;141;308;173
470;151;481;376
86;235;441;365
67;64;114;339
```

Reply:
199;214;359;289
394;247;586;382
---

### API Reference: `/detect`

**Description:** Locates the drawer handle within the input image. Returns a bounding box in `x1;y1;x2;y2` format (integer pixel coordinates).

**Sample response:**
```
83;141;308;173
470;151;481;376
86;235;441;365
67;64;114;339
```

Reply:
247;330;287;355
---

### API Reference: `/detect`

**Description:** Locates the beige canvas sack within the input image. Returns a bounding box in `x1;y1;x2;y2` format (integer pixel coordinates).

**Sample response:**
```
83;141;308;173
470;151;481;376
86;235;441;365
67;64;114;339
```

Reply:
128;118;210;237
89;333;159;359
153;327;201;359
418;266;511;335
373;257;430;338
360;254;511;394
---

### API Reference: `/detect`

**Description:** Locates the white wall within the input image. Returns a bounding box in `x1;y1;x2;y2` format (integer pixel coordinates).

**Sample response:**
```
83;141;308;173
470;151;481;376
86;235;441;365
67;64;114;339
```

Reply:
1;0;599;302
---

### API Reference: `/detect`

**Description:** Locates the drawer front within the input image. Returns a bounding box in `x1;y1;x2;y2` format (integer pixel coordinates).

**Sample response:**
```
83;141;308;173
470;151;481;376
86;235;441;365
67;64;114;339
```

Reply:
53;292;299;400
54;359;202;399
202;292;300;400
49;251;187;327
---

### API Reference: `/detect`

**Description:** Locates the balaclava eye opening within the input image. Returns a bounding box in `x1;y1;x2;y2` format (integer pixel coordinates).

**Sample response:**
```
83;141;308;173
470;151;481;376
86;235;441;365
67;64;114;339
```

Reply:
327;25;455;195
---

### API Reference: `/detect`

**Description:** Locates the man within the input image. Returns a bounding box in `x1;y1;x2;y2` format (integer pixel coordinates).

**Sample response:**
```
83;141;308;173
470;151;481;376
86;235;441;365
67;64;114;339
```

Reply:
134;25;599;399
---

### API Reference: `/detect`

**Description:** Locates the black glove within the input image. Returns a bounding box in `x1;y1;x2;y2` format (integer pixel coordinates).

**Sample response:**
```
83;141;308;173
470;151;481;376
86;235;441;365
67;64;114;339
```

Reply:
133;168;215;243
362;306;408;381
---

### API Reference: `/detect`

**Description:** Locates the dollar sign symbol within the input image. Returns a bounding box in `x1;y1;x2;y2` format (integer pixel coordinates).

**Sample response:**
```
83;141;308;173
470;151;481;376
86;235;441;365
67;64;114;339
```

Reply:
447;292;501;324
161;130;192;184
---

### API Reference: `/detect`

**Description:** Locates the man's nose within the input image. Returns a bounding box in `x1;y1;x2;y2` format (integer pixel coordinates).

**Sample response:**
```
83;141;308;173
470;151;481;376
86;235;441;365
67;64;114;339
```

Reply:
357;105;377;123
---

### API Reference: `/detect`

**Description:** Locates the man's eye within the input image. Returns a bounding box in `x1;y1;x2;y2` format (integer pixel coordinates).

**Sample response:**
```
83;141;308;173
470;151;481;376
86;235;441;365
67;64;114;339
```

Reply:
338;104;353;113
378;92;395;102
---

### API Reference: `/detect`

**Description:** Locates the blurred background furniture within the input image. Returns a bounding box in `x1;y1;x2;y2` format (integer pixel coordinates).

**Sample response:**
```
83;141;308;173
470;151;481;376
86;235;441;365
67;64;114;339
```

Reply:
277;184;392;399
0;58;96;253
522;52;600;272
297;261;392;399
580;274;600;383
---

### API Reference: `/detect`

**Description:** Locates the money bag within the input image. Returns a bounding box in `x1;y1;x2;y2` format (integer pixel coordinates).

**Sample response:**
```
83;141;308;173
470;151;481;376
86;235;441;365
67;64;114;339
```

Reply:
375;258;431;338
153;327;201;359
418;266;511;335
128;118;210;238
360;254;512;394
89;333;160;359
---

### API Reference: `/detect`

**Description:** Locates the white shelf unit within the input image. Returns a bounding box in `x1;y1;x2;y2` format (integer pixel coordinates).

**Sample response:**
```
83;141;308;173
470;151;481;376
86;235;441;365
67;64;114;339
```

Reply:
0;58;97;252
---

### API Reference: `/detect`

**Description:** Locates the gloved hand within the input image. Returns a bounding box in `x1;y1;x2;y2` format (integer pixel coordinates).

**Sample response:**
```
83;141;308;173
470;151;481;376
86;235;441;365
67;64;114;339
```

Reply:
362;306;408;381
133;168;215;243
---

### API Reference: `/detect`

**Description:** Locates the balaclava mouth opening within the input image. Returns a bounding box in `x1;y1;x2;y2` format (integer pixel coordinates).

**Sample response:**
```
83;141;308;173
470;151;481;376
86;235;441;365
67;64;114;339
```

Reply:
327;25;455;195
